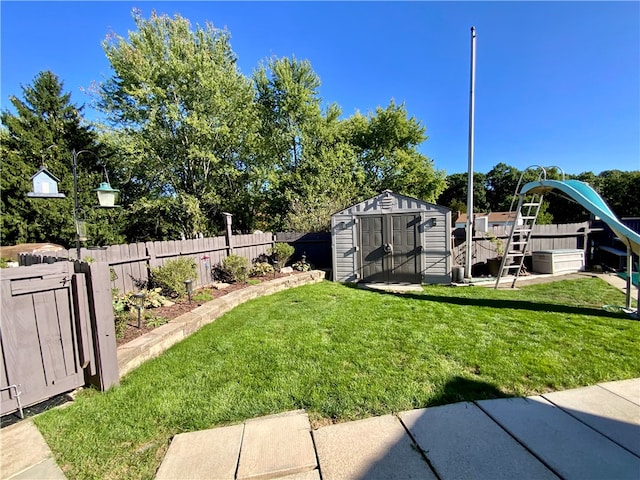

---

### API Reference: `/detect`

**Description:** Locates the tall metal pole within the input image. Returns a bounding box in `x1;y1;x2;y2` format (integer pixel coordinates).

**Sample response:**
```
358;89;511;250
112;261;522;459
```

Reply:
626;245;632;309
72;149;81;260
465;26;477;279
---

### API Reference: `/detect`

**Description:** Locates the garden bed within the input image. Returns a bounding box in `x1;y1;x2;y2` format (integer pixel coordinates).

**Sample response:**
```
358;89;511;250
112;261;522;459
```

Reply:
117;272;301;346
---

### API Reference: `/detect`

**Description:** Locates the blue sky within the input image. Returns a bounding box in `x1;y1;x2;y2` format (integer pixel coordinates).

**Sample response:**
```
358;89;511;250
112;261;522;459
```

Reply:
2;1;639;176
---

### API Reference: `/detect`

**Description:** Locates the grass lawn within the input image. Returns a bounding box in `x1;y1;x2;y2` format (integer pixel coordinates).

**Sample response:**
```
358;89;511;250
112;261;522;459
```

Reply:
35;277;639;479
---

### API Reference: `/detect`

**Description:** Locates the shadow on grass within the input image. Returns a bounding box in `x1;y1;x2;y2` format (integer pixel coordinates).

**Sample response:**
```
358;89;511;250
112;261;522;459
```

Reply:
429;375;514;407
360;286;633;321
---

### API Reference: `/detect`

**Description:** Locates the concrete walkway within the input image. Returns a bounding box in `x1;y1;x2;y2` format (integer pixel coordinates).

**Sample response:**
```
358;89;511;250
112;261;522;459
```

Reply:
154;378;640;480
0;420;65;479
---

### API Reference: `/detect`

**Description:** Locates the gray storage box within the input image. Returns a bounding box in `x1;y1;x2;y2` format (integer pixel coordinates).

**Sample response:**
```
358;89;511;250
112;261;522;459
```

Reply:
532;249;585;274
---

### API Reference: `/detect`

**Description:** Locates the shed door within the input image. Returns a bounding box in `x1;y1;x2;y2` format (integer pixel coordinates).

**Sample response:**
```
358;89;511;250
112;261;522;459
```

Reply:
359;214;421;283
360;216;386;282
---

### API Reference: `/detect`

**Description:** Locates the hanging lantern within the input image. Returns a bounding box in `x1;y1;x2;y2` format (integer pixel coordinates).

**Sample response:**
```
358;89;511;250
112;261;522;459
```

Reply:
94;182;120;207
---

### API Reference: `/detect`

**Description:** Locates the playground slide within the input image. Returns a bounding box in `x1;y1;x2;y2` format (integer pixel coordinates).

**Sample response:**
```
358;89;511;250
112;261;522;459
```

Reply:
520;179;640;257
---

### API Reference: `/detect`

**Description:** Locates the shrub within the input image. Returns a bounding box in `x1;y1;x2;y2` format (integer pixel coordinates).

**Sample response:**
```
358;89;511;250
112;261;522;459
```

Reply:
113;288;167;310
250;261;275;277
223;254;249;283
212;263;234;283
268;243;295;271
151;257;197;297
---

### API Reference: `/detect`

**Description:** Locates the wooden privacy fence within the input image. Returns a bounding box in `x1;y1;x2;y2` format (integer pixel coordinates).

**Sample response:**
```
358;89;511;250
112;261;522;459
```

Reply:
1;261;118;417
20;233;275;295
17;224;595;290
452;222;590;267
275;232;332;268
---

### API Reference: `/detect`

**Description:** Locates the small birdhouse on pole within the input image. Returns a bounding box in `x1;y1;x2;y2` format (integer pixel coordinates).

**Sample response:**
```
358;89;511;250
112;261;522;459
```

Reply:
27;167;66;198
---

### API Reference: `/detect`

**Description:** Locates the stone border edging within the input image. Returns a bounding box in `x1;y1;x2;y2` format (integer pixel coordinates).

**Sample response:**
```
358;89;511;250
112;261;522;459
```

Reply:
117;270;327;378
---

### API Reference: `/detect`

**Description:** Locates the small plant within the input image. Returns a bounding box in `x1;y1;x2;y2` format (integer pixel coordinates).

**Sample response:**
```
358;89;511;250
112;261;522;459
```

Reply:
223;254;249;283
247;279;261;285
113;288;167;310
268;243;295;271
145;314;169;328
250;261;275;277
193;290;213;302
112;288;169;338
112;300;129;339
292;257;312;272
151;257;197;297
110;268;119;297
486;233;505;258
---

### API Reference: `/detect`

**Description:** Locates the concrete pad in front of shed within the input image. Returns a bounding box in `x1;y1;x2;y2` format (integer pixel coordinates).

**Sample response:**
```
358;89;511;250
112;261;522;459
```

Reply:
598;378;640;406
477;396;640;480
313;414;435;480
399;402;557;480
155;424;244;480
236;410;317;480
543;385;640;456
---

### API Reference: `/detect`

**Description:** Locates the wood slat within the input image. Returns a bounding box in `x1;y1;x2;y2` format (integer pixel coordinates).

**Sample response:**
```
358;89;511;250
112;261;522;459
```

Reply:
33;289;67;383
72;273;95;373
11;276;71;295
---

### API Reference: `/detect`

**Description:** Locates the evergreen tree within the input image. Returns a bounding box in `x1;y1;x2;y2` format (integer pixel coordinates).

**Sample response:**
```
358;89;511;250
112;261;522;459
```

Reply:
1;71;123;248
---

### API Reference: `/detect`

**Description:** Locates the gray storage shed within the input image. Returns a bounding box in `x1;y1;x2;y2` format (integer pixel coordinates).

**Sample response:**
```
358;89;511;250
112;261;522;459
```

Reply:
332;190;452;284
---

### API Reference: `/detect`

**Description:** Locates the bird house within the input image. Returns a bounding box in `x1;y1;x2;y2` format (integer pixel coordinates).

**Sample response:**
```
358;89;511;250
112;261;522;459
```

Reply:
27;167;66;198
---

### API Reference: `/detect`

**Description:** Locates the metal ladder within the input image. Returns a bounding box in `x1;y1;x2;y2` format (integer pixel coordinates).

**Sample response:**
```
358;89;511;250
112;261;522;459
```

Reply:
494;192;544;288
494;165;563;289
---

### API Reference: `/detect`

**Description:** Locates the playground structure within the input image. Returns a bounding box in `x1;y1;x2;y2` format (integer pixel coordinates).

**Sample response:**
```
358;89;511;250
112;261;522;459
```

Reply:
494;166;639;313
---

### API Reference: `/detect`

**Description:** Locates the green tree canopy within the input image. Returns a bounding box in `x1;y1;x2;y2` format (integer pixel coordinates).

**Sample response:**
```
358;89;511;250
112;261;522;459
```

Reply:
253;57;364;231
437;172;489;216
99;10;258;235
347;101;446;203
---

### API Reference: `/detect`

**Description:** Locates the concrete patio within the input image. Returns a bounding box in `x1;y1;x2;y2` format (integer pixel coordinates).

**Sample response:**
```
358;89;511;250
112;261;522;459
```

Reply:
154;378;640;480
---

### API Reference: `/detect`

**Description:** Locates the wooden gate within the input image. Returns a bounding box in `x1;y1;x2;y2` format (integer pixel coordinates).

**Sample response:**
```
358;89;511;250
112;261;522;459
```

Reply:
1;261;118;417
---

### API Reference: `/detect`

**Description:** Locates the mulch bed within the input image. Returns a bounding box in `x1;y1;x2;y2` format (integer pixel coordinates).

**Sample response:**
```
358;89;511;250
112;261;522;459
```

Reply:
117;272;300;346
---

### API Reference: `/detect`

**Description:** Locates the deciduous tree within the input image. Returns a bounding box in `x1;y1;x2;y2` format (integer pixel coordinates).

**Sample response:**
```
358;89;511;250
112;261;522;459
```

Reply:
99;10;258;235
347;101;446;202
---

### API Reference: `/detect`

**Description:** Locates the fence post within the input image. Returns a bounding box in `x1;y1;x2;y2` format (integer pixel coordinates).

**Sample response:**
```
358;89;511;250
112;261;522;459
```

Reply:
75;261;119;390
223;212;233;255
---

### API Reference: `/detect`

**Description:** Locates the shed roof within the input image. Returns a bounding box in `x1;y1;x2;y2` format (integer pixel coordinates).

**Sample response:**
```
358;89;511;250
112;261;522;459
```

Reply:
332;190;450;217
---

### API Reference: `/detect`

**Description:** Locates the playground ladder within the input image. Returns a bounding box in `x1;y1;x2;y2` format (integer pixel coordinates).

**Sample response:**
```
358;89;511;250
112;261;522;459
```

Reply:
494;192;544;288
